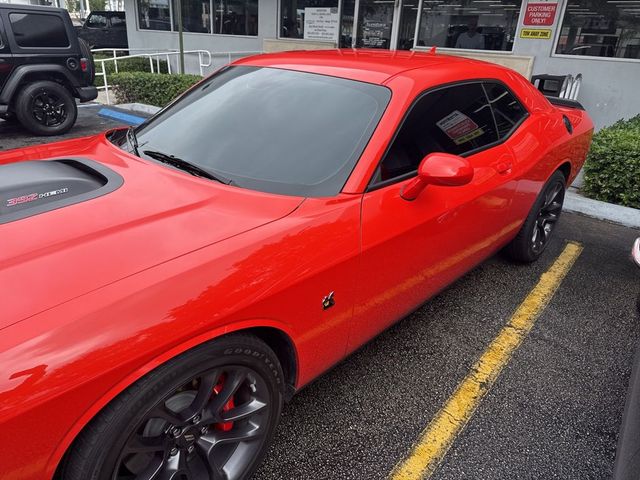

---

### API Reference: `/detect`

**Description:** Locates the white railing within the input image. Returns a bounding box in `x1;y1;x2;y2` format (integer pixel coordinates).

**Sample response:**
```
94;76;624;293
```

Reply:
93;49;262;105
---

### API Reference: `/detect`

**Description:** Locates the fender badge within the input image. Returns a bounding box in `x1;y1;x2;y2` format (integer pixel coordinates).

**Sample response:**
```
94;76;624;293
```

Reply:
322;291;335;310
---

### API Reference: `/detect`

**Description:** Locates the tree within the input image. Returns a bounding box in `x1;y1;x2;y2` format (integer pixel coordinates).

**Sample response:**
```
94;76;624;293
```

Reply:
88;0;106;12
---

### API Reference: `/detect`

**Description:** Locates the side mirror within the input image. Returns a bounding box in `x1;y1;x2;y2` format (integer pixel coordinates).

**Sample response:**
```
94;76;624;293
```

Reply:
401;153;474;201
632;237;640;268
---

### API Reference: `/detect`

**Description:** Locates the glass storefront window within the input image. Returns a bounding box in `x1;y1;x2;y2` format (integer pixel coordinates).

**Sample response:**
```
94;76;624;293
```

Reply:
555;0;640;59
340;0;355;47
355;0;394;48
172;0;211;33
280;0;339;40
416;0;522;51
139;0;257;35
137;0;171;31
212;0;259;36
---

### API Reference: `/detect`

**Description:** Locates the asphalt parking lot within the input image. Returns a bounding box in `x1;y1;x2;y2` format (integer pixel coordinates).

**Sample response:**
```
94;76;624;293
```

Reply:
0;104;131;151
252;214;640;480
2;108;639;479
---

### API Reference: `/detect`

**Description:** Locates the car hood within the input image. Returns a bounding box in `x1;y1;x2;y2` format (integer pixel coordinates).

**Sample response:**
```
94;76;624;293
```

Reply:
0;134;305;328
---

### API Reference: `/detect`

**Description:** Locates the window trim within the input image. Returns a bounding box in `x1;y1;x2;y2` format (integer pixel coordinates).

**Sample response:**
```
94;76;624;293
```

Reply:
366;79;529;192
551;1;640;64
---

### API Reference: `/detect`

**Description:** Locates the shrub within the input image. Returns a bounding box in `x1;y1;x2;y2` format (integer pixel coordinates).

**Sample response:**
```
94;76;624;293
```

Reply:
582;115;640;209
94;56;169;88
110;72;201;107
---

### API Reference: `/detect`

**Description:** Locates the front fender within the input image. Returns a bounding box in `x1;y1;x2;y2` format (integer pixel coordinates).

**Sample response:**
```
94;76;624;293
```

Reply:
45;318;297;478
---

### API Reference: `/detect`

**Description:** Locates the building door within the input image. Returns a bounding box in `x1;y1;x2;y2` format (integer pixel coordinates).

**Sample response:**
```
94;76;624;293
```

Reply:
352;0;420;50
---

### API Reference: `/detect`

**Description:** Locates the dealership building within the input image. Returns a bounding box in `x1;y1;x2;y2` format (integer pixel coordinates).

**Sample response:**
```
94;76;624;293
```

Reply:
119;0;640;129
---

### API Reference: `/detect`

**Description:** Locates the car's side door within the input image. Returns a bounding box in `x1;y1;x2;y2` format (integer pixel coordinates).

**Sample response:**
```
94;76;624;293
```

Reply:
0;16;11;92
348;82;522;351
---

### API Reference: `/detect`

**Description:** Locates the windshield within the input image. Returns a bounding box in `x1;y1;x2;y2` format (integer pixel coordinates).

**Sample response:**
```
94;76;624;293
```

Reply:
118;66;391;197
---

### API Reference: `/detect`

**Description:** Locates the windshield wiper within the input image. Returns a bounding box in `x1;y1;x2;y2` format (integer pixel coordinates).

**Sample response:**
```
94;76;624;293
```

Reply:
126;126;140;157
143;150;233;185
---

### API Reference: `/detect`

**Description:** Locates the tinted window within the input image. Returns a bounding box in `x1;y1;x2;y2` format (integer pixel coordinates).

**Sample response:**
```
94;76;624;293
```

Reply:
555;0;640;59
137;0;171;31
87;13;108;28
127;67;391;197
211;0;258;36
110;15;126;28
9;13;69;48
484;83;527;139
378;83;497;182
172;0;211;33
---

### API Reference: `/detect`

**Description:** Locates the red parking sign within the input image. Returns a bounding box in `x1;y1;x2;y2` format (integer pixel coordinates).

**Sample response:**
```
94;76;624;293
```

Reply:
524;2;557;26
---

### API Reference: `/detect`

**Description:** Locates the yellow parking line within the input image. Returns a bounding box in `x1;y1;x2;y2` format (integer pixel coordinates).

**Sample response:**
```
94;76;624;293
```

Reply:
390;242;583;480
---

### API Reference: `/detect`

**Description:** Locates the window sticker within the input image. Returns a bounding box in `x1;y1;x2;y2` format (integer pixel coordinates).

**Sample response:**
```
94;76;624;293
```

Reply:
436;110;484;145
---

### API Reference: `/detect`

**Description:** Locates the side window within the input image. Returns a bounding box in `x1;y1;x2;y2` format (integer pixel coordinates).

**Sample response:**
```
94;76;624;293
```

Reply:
9;13;69;48
378;83;498;182
87;13;108;28
484;83;528;139
110;14;126;28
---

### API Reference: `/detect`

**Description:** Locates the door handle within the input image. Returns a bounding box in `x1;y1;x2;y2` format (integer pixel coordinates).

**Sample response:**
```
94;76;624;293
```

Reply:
495;161;513;174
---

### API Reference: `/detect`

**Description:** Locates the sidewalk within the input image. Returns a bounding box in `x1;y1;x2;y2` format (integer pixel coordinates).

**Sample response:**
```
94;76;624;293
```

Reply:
565;189;640;229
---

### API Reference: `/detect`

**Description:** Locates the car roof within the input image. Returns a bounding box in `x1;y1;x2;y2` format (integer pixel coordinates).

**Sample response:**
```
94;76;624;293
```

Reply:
234;49;490;85
0;3;65;13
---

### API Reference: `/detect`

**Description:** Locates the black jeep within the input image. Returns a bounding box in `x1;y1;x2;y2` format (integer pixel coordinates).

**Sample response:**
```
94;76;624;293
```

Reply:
0;4;97;136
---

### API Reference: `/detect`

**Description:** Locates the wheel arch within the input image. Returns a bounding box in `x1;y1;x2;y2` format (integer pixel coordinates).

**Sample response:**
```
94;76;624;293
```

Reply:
0;65;79;105
50;320;299;479
556;161;572;185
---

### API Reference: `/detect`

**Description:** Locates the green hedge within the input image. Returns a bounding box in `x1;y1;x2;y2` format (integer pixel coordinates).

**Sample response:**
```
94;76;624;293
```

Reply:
110;72;201;107
582;115;640;209
94;56;169;87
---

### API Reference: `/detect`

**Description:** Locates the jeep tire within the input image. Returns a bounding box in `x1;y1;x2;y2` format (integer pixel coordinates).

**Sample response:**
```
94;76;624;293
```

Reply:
15;81;78;136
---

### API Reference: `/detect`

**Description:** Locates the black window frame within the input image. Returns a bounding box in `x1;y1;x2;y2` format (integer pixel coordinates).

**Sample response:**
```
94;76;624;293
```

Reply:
0;17;5;49
366;79;529;192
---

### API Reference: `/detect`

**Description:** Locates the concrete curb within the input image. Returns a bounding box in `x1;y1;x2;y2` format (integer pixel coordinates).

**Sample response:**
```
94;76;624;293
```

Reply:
118;103;162;116
565;190;640;229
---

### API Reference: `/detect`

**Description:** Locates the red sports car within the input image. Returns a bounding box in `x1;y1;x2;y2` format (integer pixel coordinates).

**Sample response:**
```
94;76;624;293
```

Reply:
0;50;593;480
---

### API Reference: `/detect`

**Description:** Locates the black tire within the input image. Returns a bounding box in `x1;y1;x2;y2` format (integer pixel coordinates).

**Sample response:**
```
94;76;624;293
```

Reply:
505;170;566;263
60;334;284;480
78;38;96;85
15;81;77;136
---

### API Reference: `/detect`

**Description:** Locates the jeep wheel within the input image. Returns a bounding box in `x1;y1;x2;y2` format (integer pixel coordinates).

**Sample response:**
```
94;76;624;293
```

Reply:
15;81;78;136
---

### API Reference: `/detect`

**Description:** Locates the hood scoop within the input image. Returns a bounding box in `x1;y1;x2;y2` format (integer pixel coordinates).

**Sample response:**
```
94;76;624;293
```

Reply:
0;158;123;225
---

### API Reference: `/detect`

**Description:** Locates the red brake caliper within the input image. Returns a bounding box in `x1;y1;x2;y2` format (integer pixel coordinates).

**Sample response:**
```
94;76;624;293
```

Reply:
212;375;235;432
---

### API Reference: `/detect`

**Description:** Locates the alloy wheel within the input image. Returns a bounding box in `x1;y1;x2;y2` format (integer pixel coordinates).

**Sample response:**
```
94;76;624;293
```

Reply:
531;182;564;254
112;366;271;480
31;90;68;127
